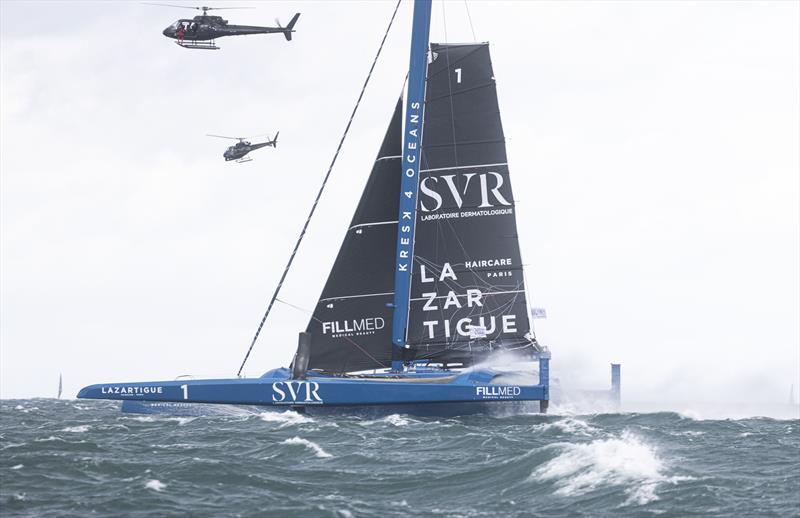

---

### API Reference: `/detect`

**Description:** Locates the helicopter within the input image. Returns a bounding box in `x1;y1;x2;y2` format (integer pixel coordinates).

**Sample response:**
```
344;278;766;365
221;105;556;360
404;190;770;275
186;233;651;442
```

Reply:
208;133;279;163
146;4;300;50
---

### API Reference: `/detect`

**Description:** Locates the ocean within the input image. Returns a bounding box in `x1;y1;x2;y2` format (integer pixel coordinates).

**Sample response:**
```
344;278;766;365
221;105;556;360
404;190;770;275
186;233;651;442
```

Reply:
1;399;798;517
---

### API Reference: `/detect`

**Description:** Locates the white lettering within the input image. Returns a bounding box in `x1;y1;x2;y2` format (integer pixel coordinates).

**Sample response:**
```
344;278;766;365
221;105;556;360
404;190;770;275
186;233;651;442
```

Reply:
466;289;483;307
272;381;323;404
443;291;461;310
422;292;438;311
502;314;517;333
423;320;437;338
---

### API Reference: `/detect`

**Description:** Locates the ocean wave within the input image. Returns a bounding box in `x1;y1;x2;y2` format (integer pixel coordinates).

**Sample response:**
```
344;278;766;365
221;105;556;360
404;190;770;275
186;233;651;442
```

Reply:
281;437;332;458
35;436;66;443
127;416;195;425
532;431;686;505
0;442;27;451
259;410;314;427
145;479;166;492
359;414;416;427
383;414;412;427
62;425;91;433
532;417;598;437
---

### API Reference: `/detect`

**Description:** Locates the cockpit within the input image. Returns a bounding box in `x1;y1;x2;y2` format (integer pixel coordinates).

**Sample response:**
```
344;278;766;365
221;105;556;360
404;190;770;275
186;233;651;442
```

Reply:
163;19;198;37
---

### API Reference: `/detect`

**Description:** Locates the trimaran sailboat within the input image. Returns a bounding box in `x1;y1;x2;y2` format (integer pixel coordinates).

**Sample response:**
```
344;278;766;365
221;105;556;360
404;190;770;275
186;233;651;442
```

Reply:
78;0;552;415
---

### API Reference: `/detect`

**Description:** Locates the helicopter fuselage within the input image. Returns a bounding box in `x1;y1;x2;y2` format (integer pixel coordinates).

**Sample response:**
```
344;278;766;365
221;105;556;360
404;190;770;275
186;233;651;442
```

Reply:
224;141;273;161
163;15;291;42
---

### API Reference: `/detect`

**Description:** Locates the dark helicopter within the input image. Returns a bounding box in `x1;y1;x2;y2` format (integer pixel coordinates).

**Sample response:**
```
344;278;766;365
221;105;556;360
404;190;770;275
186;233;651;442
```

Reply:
146;4;300;50
208;133;279;163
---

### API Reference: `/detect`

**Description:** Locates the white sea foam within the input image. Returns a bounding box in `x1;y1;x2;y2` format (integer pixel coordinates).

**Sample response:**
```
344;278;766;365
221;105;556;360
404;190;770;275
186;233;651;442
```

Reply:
62;425;91;433
668;430;705;437
533;418;598;437
383;414;411;427
533;431;686;505
36;436;64;442
130;416;157;423
128;416;194;425
259;411;313;427
10;464;23;470
281;436;332;458
677;409;704;420
145;479;166;492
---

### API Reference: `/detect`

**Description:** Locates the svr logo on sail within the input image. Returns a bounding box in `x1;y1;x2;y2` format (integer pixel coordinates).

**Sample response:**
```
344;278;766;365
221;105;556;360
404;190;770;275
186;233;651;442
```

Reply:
272;381;323;404
420;172;512;212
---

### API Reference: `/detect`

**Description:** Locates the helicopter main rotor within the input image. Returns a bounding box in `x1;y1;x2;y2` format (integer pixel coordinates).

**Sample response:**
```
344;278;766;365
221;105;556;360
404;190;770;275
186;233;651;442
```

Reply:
207;134;246;142
143;3;254;15
207;133;273;142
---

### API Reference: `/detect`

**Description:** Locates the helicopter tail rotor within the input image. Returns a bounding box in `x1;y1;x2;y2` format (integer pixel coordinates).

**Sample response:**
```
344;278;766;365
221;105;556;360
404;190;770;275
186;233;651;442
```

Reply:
271;132;279;147
282;13;300;41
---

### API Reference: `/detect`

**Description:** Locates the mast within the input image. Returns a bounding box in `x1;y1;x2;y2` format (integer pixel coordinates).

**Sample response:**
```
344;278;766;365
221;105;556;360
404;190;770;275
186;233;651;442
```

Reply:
391;0;432;370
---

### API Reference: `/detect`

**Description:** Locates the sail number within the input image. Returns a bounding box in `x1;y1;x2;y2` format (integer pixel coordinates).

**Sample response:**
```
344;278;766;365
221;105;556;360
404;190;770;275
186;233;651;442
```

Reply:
455;68;462;83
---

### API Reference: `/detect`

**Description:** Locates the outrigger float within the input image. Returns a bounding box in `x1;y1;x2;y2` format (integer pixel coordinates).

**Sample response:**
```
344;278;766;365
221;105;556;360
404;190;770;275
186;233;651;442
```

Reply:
79;0;555;416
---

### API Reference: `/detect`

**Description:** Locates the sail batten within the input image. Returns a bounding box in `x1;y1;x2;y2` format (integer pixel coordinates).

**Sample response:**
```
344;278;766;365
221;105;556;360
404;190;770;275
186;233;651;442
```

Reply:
421;162;507;173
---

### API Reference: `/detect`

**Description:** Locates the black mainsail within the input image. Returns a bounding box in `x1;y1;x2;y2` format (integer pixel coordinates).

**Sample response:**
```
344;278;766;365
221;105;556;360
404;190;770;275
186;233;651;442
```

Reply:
406;43;537;365
306;43;537;373
305;100;403;372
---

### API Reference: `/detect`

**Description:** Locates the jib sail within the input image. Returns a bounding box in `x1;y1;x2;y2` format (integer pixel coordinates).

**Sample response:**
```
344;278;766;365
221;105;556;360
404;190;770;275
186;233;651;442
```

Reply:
305;100;403;372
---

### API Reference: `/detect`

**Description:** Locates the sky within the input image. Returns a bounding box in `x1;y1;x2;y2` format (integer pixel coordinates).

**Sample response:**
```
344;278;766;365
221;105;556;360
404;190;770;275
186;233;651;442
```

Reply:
1;1;798;413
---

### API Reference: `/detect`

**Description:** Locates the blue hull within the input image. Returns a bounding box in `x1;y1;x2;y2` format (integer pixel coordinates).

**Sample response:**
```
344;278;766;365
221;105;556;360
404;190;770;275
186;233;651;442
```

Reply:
121;399;543;417
81;356;550;416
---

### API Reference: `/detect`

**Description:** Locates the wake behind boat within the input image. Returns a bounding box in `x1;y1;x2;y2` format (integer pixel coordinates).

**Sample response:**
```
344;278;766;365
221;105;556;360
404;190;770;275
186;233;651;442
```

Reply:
79;0;553;416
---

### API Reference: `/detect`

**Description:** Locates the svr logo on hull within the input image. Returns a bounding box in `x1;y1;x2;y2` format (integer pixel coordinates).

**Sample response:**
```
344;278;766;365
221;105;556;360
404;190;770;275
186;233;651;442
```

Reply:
272;381;323;405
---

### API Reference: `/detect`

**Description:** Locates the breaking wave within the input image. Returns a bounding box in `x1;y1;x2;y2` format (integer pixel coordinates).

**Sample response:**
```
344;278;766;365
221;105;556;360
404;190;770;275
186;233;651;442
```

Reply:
281;437;332;458
532;431;687;505
259;410;314;427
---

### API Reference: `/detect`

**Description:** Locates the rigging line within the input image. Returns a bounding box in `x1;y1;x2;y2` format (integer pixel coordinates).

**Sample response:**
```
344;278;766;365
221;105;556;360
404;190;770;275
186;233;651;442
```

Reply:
463;0;477;42
236;0;402;377
441;0;460;166
275;298;387;369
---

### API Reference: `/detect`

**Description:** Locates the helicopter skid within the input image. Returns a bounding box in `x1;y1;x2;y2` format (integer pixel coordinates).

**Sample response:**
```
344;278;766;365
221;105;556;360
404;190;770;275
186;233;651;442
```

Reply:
235;157;253;164
175;39;219;50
